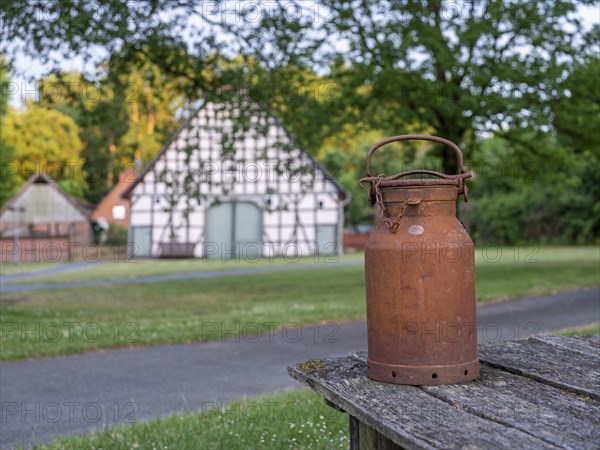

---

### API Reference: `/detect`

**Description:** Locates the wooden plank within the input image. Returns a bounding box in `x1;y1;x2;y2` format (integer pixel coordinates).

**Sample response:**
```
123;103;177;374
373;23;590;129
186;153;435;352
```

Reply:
352;348;600;448
325;398;345;412
359;421;379;450
530;335;600;358
422;364;600;450
289;357;561;450
350;416;360;450
479;338;600;400
359;421;402;450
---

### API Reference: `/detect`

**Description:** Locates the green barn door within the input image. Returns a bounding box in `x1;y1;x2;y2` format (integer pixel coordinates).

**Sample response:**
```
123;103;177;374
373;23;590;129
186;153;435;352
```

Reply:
205;202;262;258
131;226;152;257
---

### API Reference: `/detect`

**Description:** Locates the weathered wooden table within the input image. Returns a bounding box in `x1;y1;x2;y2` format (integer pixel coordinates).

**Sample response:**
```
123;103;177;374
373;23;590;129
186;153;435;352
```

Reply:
288;335;599;450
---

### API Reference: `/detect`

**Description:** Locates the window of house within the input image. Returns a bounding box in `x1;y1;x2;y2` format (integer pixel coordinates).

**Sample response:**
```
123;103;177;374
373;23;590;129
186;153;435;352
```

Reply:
112;205;126;220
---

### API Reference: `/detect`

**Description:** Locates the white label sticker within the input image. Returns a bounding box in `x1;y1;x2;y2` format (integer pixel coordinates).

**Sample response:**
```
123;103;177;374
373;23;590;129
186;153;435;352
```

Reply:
408;225;424;235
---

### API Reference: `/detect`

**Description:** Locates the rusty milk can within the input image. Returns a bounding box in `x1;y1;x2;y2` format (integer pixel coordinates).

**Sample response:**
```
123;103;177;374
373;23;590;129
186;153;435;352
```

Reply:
360;135;479;385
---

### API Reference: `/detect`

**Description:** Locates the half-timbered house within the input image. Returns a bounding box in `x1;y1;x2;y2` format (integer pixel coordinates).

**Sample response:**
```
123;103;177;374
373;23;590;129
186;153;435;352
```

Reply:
121;100;350;259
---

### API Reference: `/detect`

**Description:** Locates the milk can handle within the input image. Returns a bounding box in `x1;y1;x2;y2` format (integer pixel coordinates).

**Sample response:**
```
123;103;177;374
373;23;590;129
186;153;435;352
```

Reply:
360;135;472;232
365;134;467;178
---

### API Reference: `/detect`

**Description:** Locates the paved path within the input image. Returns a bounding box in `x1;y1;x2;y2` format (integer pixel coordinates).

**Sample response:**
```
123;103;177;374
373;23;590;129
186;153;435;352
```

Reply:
0;262;99;285
1;287;598;449
1;260;363;293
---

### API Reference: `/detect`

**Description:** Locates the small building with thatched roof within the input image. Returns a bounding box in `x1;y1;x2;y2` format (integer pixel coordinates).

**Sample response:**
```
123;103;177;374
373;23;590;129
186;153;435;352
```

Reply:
0;172;95;263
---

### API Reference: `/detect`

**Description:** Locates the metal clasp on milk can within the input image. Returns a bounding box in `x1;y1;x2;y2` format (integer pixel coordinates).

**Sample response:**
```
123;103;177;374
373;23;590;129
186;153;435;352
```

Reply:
360;135;479;385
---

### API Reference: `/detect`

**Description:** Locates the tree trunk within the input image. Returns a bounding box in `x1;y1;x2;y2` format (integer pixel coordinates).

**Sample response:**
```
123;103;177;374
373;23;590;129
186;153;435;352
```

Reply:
439;129;466;175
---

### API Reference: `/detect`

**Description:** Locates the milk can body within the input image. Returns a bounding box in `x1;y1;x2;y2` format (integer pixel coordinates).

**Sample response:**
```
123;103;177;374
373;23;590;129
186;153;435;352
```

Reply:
361;135;479;385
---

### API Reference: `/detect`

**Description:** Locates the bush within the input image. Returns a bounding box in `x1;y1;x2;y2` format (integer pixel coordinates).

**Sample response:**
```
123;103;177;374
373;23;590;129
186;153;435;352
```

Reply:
104;224;128;246
469;188;553;244
468;183;599;245
467;137;600;245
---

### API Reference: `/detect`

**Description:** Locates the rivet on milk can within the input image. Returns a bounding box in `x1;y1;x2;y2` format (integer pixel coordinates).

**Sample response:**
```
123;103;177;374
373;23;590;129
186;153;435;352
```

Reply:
360;135;479;385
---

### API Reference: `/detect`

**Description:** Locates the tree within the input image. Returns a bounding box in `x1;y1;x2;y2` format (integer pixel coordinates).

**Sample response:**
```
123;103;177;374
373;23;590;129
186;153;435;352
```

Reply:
552;57;600;155
34;71;125;201
0;139;18;207
1;2;215;98
261;1;597;173
105;54;184;164
3;104;87;196
319;128;391;230
37;54;185;203
4;1;596;174
4;0;598;238
466;134;599;243
0;57;20;206
318;122;443;228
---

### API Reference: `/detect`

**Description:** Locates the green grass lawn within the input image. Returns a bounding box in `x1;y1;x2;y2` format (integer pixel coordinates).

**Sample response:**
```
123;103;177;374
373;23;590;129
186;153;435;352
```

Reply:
38;389;348;450
553;323;600;336
1;246;598;360
472;245;599;301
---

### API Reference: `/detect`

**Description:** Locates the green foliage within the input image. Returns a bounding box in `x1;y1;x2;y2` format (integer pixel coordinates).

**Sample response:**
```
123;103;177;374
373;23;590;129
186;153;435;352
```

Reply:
0;56;10;119
0;58;20;206
553;57;600;154
37;57;184;203
470;188;557;244
3;1;599;243
319;129;384;229
104;224;129;246
4;105;82;167
6;1;595;169
106;54;184;163
252;63;340;152
318;127;433;228
0;2;160;62
3;104;87;190
0;138;19;207
244;0;595;173
58;178;86;198
467;137;600;244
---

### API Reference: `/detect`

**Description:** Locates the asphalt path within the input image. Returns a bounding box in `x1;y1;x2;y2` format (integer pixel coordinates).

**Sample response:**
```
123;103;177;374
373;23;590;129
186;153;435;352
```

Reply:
0;260;363;293
0;262;98;285
1;287;598;449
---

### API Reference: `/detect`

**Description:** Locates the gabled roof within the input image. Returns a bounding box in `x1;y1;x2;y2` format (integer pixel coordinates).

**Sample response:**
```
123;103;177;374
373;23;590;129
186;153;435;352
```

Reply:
93;166;135;210
0;171;95;224
121;100;350;203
